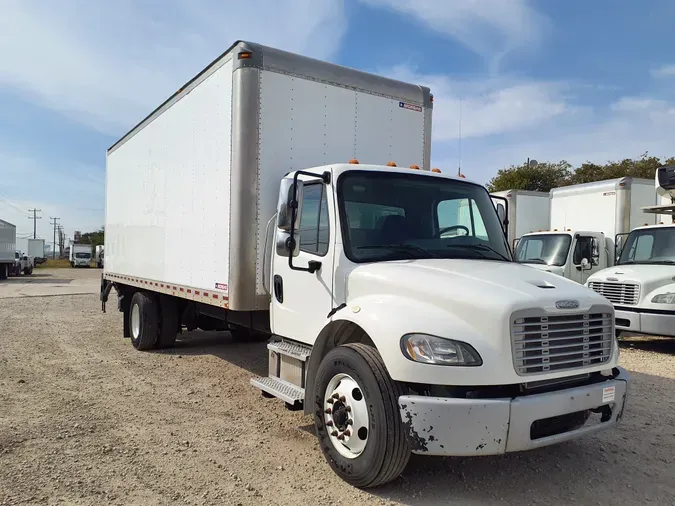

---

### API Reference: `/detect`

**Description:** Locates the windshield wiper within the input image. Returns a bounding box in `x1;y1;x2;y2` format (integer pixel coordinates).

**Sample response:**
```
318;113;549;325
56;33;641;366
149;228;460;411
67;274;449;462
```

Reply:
620;260;675;265
518;258;547;264
447;243;511;262
357;244;439;258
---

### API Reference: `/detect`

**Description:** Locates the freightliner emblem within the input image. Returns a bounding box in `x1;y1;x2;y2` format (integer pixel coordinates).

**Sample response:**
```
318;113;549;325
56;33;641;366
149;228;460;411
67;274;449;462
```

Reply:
556;300;579;309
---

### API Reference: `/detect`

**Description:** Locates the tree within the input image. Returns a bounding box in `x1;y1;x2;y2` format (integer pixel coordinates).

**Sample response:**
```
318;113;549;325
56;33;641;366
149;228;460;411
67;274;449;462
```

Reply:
567;152;673;185
79;227;104;247
487;160;572;192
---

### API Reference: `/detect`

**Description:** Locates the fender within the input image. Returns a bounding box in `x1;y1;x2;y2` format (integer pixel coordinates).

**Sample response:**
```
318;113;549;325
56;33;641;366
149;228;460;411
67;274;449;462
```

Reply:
304;294;494;413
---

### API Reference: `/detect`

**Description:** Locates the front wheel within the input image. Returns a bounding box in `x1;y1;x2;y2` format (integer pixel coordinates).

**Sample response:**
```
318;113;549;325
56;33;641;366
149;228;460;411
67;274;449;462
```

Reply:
313;343;410;488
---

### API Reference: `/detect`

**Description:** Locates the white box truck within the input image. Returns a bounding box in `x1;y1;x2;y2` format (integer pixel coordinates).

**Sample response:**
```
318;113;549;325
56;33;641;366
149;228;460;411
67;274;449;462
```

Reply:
0;219;16;280
490;189;550;249
70;243;93;267
514;177;657;284
28;238;46;265
587;165;675;337
100;41;629;488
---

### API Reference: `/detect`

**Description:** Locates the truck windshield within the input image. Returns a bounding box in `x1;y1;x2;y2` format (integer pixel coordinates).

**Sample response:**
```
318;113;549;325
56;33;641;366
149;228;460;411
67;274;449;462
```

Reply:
337;171;511;263
75;253;91;259
618;227;675;265
515;234;571;266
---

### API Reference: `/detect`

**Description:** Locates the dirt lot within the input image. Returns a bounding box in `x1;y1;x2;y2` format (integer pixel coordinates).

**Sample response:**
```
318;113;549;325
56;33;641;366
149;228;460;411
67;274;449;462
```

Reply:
1;269;674;505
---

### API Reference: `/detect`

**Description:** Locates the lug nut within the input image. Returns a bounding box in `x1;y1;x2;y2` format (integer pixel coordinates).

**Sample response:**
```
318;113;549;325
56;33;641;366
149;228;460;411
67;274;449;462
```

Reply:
346;419;353;425
343;430;351;437
345;406;352;412
331;431;338;437
325;408;332;414
337;433;345;440
327;398;334;404
332;393;340;399
326;420;333;427
339;396;346;402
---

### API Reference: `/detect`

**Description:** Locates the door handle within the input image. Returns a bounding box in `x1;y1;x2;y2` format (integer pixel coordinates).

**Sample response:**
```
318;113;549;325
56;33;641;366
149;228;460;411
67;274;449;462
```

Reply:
273;275;283;303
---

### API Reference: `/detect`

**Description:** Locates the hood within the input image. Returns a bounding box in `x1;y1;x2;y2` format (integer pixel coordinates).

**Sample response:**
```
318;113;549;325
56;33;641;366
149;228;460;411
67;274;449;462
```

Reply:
346;259;608;319
588;264;674;286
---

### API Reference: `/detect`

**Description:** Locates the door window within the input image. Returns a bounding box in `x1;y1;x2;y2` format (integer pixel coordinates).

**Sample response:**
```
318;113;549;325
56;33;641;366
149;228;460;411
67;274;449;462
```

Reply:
298;184;329;256
573;236;593;265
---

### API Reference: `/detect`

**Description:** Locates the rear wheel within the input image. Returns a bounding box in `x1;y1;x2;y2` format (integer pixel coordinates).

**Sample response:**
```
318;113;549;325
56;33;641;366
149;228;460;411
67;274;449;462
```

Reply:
313;343;410;488
129;292;159;350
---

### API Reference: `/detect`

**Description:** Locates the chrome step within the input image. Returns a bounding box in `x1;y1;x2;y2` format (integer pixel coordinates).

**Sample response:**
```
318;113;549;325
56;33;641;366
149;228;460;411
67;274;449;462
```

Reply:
250;376;304;404
268;340;312;362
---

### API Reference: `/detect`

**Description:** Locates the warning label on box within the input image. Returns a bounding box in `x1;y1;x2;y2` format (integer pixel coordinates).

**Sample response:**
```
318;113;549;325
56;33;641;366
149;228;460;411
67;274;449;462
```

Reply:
602;386;616;403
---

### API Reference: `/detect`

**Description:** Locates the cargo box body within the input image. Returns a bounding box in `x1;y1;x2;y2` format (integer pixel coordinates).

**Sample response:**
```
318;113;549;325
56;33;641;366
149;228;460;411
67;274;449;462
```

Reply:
104;41;433;311
0;219;16;264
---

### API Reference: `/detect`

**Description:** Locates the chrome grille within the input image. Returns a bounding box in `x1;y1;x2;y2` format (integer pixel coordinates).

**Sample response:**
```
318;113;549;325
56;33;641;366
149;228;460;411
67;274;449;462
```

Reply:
588;281;639;305
511;312;613;376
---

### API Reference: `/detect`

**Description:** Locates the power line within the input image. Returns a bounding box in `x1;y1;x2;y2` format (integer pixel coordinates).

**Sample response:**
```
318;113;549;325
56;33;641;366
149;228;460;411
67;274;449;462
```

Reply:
50;217;60;260
28;208;42;239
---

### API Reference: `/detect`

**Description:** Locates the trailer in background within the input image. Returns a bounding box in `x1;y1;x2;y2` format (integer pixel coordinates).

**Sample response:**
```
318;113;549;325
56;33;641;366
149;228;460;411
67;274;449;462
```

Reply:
515;177;657;283
0;219;16;280
490;189;550;249
28;238;46;265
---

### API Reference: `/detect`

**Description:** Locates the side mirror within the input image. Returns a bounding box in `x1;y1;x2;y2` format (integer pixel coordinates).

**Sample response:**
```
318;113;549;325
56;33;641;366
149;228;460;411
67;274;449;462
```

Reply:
276;178;304;232
276;230;300;257
581;258;590;269
591;238;600;266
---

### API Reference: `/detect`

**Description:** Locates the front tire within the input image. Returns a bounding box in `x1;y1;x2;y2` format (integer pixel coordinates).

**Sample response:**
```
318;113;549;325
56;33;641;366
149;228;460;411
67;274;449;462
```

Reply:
129;292;159;350
313;343;410;488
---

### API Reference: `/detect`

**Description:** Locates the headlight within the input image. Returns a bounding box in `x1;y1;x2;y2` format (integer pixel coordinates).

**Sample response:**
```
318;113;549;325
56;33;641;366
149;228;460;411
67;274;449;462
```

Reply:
651;293;675;304
400;333;482;366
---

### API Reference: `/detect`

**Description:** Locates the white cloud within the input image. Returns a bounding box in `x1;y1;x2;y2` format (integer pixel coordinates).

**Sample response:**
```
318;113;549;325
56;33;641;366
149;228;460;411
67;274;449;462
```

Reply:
651;64;675;78
384;65;569;141
0;0;347;134
360;0;548;70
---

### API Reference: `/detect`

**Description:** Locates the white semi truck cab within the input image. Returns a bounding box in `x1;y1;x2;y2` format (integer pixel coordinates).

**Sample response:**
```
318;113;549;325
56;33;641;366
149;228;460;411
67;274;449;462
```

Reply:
99;40;629;488
515;229;607;283
587;164;675;337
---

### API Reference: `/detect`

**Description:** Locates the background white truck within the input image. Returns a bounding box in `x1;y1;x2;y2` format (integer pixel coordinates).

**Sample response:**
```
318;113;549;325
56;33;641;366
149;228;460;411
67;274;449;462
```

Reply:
515;177;657;283
587;165;675;337
28;238;46;265
100;40;628;488
0;219;16;280
490;189;550;249
70;244;93;267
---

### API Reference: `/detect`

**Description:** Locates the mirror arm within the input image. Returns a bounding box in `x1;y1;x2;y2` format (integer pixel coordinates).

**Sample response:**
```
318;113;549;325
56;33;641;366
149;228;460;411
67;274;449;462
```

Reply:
287;170;330;273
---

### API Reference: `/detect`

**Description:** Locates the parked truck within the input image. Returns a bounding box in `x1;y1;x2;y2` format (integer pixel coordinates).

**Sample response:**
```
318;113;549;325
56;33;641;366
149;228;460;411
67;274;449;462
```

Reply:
0;219;16;280
70;243;93;267
587;165;675;337
490;189;550;249
11;251;33;276
514;177;657;284
100;41;629;488
28;238;46;265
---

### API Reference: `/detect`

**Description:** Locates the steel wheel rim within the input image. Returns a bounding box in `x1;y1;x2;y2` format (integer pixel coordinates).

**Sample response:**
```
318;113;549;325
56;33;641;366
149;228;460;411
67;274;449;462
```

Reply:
131;303;141;339
324;373;369;459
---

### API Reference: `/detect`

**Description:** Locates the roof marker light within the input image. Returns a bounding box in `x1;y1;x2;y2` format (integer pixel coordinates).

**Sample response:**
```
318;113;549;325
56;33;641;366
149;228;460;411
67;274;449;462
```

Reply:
431;168;441;173
410;164;420;170
386;161;397;167
349;158;359;164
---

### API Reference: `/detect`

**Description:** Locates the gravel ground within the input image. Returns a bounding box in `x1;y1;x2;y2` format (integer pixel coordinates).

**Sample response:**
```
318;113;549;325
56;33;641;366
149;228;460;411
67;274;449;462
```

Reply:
1;272;674;505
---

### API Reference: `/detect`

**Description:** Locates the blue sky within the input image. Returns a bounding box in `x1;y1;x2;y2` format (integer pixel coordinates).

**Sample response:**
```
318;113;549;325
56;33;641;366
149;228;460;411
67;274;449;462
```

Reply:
2;0;675;249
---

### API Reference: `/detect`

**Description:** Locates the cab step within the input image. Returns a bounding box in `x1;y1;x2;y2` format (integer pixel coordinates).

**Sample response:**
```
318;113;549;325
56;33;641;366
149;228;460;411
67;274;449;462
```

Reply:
250;376;304;405
267;340;312;361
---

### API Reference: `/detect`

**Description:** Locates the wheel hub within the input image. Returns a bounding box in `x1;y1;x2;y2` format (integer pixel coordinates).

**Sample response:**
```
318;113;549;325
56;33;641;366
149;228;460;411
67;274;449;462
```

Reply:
324;373;369;459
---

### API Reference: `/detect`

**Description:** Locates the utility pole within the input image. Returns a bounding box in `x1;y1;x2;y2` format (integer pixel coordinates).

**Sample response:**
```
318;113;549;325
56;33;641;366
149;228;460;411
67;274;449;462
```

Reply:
50;217;60;259
28;208;42;239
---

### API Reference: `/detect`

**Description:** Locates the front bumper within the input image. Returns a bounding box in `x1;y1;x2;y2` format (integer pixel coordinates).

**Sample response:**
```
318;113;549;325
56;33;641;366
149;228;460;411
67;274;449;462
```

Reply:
615;308;675;337
398;367;630;456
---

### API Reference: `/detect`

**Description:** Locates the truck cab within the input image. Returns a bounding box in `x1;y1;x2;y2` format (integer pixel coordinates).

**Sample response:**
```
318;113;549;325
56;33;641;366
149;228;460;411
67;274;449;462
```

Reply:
11;251;33;276
587;165;675;337
515;230;608;283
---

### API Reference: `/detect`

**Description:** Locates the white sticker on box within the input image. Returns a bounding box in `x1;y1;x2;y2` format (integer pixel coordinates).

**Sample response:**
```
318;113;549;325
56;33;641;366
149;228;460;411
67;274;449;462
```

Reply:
602;386;616;403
